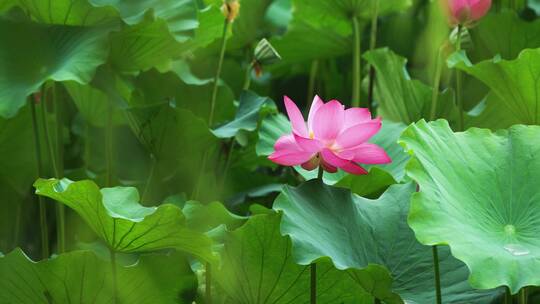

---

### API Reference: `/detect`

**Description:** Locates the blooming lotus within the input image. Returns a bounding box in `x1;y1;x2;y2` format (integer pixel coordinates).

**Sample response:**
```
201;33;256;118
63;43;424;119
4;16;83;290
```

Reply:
443;0;492;26
269;96;391;175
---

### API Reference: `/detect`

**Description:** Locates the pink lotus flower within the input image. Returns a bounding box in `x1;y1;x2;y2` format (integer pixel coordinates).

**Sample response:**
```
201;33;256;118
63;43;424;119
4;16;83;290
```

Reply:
443;0;491;26
268;96;391;175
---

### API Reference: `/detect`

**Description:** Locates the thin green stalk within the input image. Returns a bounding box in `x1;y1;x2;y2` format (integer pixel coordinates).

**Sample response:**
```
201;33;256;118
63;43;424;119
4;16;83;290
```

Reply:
141;155;157;203
367;0;379;113
42;83;66;253
504;287;512;304
243;63;252;90
310;263;316;304
310;166;324;304
351;16;362;107
209;19;231;126
106;103;114;187
307;60;319;107
194;18;230;201
206;262;212;304
110;247;118;304
220;140;236;193
430;46;444;121
455;25;464;131
432;245;442;304
519;287;527;304
13;203;21;246
30;96;49;259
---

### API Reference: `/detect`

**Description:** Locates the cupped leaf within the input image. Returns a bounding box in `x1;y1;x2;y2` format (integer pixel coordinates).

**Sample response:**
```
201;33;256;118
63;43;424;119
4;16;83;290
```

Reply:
274;181;503;303
399;119;540;293
0;19;114;117
212;90;273;138
0;248;197;303
34;178;215;262
364;48;457;125
215;213;373;303
450;48;540;127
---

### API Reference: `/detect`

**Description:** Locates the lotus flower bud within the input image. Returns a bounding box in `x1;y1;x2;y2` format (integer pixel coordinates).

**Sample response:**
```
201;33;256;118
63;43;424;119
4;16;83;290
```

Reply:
443;0;492;26
221;0;240;23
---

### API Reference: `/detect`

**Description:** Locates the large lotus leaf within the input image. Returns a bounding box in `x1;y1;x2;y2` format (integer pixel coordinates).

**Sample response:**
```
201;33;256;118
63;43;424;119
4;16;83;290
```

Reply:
89;0;197;42
364;48;457;125
215;213;373;304
109;19;182;74
274;181;503;303
469;11;540;61
64;81;125;127
0;248;197;303
177;4;225;56
212;90;273;138
0;19;113;118
450;48;540;127
12;0;117;25
34;178;215;262
399;119;540;293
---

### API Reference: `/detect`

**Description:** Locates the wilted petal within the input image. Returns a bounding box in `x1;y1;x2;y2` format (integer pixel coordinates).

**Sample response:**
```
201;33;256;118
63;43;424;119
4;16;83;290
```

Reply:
312;100;345;142
307;95;324;132
343;108;372;129
284;96;308;137
335;119;382;149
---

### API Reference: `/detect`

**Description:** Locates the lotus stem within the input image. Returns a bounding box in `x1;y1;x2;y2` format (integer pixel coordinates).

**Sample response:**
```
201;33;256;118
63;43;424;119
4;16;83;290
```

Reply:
307;60;319;108
432;245;442;304
317;166;324;180
351;15;362;107
106;102;114;187
504;287;511;304
30;95;49;259
367;0;379;113
430;46;444;121
110;247;118;303
41;83;65;253
141;154;157;203
455;25;464;131
311;263;317;304
206;262;212;304
209;19;230;126
519;287;527;304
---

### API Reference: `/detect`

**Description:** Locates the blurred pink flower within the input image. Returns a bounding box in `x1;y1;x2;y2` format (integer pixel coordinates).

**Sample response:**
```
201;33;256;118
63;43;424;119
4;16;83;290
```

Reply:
444;0;492;26
269;96;391;175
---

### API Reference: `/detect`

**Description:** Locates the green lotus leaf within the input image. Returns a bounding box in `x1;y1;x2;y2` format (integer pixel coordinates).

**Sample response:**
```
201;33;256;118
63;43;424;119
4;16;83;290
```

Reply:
274;181;502;303
399;119;540;293
469;11;540;61
89;0;198;42
215;213;373;303
11;0;117;26
0;248;197;303
34;178;215;262
450;48;540;128
364;48;457;125
212;90;273;138
0;19;114;118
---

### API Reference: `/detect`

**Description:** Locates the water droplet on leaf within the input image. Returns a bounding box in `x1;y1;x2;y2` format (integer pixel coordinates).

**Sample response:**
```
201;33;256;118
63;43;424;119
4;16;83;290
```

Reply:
504;244;530;256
